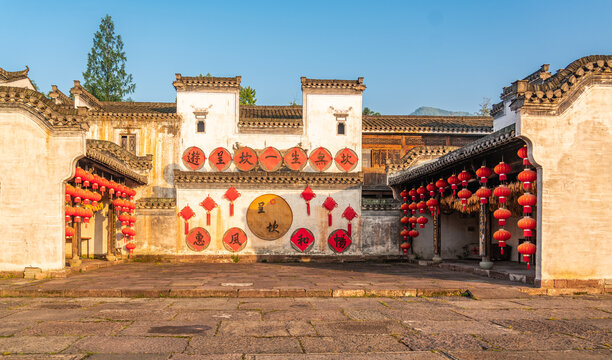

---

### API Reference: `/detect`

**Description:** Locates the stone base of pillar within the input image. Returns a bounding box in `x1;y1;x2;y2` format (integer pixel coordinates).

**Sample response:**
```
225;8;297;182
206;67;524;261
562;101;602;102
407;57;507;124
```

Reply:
479;260;494;270
432;255;443;264
105;254;116;262
69;257;82;267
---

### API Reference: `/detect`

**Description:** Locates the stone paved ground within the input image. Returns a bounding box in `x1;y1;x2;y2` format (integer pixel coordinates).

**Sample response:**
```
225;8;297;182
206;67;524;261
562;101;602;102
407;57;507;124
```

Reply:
0;295;609;359
0;262;540;297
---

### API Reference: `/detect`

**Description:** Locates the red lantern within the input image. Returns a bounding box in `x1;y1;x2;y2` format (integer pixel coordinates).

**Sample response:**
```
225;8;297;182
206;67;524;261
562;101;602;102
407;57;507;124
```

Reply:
342;205;358;236
426;198;438;216
493;229;511;254
475;187;492;204
108;181;118;198
400;228;409;239
400;203;409;212
223;186;241;216
517;145;530;166
518;193;537;214
447;174;459;197
458;170;472;187
118;213;130;226
426;183;436;197
179;205;195;234
99;178;109;194
200;195;217;226
82;171;93;188
91;175;101;190
408;216;418;227
518;169;537;190
518;216;537;237
417;216;428;228
408;229;419;238
301;185;316;215
73;188;83;204
400;241;410;255
475;166;492;184
73;207;82;223
65;206;75;222
74;167;84;184
322;196;338;226
416;201;427;214
408;202;418;214
494;162;512;181
82;208;93;225
125;242;136;258
493;208;511;226
457;188;472;211
435;178;448;196
494;185;511;204
65;226;75;238
400;216;410;224
518;241;537;269
416;186;427;199
400;189;408;202
65;184;75;202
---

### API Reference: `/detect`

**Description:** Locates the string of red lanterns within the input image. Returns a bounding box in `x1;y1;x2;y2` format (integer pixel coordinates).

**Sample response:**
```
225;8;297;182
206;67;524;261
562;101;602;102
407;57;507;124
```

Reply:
399;189;411;257
517;145;537;270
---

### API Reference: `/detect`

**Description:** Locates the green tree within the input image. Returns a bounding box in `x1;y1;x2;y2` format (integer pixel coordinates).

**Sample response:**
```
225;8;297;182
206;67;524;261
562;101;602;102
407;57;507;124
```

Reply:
363;107;380;116
477;97;491;116
82;14;135;101
240;86;257;105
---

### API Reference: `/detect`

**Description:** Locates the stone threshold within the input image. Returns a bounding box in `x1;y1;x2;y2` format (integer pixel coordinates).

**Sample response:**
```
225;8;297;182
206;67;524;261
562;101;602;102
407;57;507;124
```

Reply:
23;258;130;280
131;254;405;263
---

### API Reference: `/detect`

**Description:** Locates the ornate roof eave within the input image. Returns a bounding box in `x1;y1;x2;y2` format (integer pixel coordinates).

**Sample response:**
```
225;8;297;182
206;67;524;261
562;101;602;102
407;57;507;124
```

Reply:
362;127;492;135
0;66;29;81
386;145;460;173
0;86;88;131
238;120;303;129
87;139;153;171
136;197;176;210
85;146;149;185
500;55;612;115
174;170;363;189
173;74;241;90
89;112;180;121
301;77;366;92
387;125;519;186
70;80;103;110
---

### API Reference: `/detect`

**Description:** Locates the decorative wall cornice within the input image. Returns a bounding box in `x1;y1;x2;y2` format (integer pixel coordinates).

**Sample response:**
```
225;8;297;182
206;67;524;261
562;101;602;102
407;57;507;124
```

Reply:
136;197;176;209
173;74;241;90
362;198;400;211
86;140;151;184
301;77;366;92
386;145;460;173
174;170;363;187
363;115;492;135
0;66;29;81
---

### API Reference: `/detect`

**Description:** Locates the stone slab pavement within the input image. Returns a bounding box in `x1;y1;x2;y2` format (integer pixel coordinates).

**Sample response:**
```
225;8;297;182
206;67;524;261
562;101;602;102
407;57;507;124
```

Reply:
0;294;608;359
0;262;544;298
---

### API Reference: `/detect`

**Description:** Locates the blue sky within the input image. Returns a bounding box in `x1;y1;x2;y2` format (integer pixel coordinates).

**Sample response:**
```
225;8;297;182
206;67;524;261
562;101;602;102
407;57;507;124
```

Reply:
2;0;611;114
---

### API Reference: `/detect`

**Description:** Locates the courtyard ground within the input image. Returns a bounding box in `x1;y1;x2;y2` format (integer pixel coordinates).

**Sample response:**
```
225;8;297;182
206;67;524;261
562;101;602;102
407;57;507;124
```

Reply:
0;263;608;359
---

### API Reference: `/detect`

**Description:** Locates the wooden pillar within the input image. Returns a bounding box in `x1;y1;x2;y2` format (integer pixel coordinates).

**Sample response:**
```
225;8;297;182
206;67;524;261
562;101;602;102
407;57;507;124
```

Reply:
479;203;493;269
432;210;442;263
69;222;82;267
106;203;116;261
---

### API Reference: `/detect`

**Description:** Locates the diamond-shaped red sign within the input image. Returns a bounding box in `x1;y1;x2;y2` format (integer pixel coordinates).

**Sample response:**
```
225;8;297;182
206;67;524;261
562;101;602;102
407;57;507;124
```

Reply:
223;227;248;252
209;147;232;171
234;147;257;171
322;196;338;212
182;146;206;171
179;205;195;221
308;147;333;172
328;229;352;253
186;227;211;252
259;147;283;172
200;195;217;212
290;228;315;252
224;186;241;202
283;147;308;171
334;148;358;172
342;205;358;221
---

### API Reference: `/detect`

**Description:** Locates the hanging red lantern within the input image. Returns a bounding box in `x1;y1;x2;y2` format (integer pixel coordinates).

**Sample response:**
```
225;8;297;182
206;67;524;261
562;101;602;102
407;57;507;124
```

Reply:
416;200;427;214
518;169;537;190
417;216;428;228
408;188;417;201
518;241;537;269
494;162;512;181
118;213;130;226
74;167;84;184
65;206;75;223
518;193;537;214
457;188;472;211
99;178;109;194
426;198;438;216
435;178;448;196
322;196;338;226
475;166;492;184
408;229;419;238
518;216;537;237
400;203;409;215
73;207;82;223
301;185;316;216
475;187;492;204
73;188;83;204
112;198;123;212
493;208;511;226
91;175;101;190
108;181;118;198
200;195;218;226
342;205;358;236
65;226;75;238
178;205;195;235
91;192;102;207
125;242;136;258
223;186;241;216
458;170;472;187
400;216;410;225
426;182;436;197
408;202;418;214
493;229;511;254
400;242;410;256
82;171;93;188
494;185;511;204
400;228;409;239
416;186;427;199
517;145;530;166
447;174;459;197
408;216;418;228
65;184;74;202
400;189;408;202
122;227;136;241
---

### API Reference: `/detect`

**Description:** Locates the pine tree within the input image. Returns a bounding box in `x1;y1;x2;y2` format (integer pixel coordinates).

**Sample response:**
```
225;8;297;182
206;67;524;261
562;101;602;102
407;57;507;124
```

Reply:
82;15;135;101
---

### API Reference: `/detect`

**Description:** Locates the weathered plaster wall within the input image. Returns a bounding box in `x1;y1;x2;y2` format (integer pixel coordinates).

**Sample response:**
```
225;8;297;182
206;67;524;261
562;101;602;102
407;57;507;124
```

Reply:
0;109;85;271
360;210;400;255
493;100;520;131
409;213;479;260
519;85;612;282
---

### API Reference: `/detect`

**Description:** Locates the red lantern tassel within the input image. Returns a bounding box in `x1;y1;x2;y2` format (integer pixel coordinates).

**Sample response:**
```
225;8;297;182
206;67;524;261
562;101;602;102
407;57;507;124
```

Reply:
328;213;332;226
184;221;189;235
500;247;504;255
347;222;352;236
206;212;211;226
306;202;311;216
230;203;234;217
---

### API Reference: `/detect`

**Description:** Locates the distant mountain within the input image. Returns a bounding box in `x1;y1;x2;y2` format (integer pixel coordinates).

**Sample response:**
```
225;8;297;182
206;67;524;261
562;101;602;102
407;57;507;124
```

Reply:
410;106;473;116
